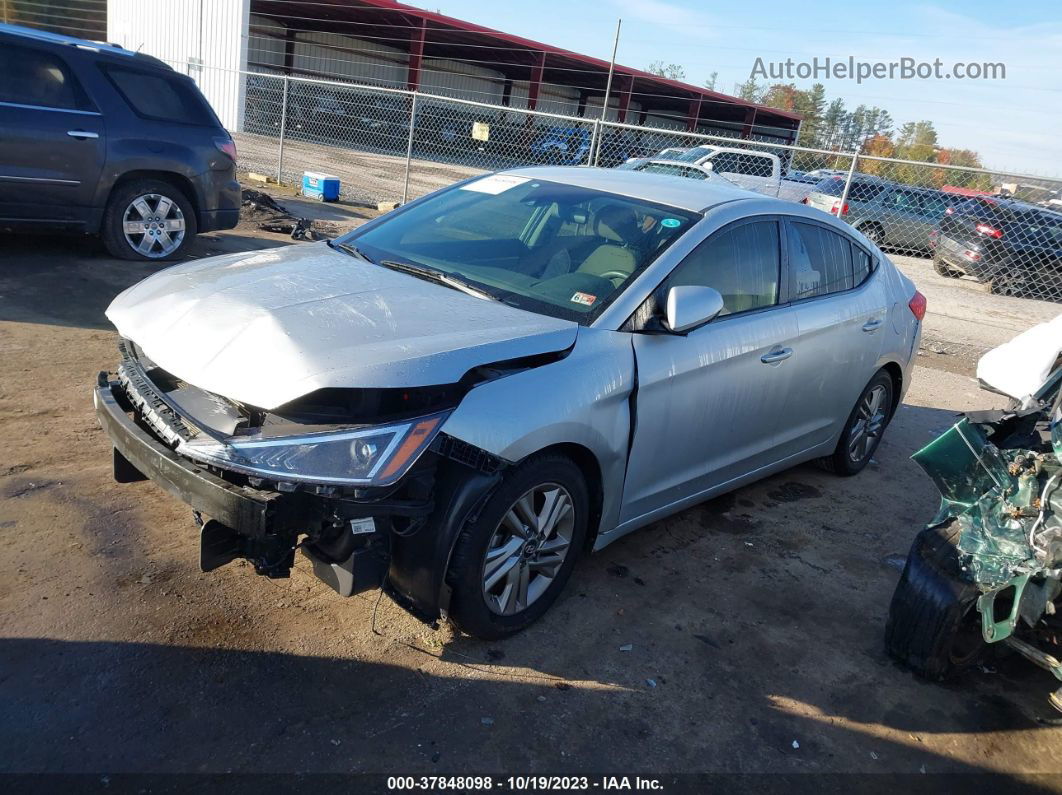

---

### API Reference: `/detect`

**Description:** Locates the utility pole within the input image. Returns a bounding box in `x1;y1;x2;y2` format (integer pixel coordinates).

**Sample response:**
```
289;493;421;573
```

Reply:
590;18;621;167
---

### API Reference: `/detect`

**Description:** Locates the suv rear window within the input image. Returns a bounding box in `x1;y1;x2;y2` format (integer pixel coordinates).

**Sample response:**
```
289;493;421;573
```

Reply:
102;66;215;125
0;43;89;111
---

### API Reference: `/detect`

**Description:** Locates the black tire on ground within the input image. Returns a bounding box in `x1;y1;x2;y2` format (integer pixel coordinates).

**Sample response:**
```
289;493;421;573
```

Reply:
885;520;985;680
819;369;894;476
101;178;197;261
933;253;962;278
446;453;589;640
861;223;885;246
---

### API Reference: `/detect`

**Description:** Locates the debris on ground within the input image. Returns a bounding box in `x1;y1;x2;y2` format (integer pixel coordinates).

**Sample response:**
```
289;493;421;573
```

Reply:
480;717;494;727
241;188;336;241
619;643;633;652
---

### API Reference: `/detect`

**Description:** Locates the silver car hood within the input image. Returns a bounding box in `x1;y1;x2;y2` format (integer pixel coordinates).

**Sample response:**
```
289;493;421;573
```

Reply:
106;242;578;410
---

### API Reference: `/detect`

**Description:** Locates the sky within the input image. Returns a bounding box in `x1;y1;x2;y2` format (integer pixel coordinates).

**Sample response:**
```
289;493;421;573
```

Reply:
405;0;1062;177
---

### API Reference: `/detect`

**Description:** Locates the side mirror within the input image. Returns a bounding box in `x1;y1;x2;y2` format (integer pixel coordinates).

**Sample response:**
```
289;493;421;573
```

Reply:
665;286;724;334
702;161;715;171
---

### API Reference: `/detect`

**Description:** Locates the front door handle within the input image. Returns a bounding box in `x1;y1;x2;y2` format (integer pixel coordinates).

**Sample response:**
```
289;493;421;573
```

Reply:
862;318;884;332
760;347;793;364
67;130;99;140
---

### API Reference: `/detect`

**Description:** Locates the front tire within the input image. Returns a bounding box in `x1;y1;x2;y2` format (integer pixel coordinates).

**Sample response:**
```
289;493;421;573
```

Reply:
447;454;589;640
885;520;985;680
101;179;197;261
820;369;894;476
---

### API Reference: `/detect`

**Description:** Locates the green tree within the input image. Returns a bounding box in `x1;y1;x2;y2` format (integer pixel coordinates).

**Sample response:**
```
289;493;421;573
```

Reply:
704;71;719;92
735;76;764;103
646;61;686;81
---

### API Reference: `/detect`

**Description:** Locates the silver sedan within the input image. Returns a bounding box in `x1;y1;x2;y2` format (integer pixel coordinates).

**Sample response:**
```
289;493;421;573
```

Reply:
96;167;925;638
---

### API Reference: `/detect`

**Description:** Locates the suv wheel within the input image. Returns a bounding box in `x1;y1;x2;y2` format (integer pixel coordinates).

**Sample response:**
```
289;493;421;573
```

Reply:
860;223;885;246
102;179;197;261
447;454;589;639
820;370;894;476
932;253;962;278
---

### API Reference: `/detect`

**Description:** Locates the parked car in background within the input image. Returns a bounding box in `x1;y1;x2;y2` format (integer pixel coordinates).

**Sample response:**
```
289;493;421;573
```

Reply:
620;144;810;201
0;23;239;260
931;196;1062;298
95;166;923;638
530;126;592;165
805;178;949;254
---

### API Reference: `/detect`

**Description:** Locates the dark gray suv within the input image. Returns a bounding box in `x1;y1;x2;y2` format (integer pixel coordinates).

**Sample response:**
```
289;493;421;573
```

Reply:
0;23;239;261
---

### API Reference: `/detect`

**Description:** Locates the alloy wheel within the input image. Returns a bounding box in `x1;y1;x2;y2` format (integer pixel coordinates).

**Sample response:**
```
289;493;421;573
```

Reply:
122;193;186;259
481;483;575;616
848;384;888;463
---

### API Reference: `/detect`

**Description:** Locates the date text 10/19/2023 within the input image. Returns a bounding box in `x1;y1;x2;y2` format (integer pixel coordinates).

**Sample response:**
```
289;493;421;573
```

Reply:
387;776;665;791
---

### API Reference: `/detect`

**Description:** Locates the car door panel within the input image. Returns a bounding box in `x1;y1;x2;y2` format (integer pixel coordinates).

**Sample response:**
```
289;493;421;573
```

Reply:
619;217;798;523
621;306;798;523
778;220;888;458
0;43;105;223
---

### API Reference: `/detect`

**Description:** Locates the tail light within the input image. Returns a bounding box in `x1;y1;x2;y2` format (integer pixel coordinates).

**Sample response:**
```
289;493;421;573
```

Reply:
830;200;849;216
963;249;982;261
214;136;238;161
975;223;1003;239
800;197;808;204
908;290;927;321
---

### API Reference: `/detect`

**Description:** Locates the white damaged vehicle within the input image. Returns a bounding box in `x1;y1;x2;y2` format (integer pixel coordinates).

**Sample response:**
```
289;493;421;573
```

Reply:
95;167;924;638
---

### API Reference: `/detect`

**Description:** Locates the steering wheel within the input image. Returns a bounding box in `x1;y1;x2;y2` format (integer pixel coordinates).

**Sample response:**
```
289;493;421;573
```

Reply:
597;270;630;287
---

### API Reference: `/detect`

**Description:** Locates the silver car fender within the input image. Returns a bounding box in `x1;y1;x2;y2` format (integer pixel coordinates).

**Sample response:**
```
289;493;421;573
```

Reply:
440;326;635;542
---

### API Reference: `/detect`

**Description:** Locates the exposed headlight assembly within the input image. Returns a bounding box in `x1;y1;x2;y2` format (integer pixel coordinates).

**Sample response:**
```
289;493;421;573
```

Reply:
179;411;449;487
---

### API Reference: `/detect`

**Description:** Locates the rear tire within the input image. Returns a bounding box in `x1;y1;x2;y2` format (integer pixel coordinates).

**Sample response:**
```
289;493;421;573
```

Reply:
860;223;885;247
101;178;197;261
933;254;962;278
819;369;894;476
885;520;986;680
447;454;589;640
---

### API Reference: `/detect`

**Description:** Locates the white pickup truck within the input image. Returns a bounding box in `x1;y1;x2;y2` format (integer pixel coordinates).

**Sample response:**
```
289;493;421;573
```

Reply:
620;144;813;203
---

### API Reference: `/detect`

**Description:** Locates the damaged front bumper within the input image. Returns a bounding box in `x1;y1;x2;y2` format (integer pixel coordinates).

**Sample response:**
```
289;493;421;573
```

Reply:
93;372;432;597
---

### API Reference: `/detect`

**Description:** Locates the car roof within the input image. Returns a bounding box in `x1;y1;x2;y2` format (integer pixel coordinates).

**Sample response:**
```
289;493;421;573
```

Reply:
0;22;172;70
500;166;757;212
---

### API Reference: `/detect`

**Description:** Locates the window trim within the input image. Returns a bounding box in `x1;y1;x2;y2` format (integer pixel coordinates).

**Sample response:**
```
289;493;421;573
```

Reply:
781;216;879;305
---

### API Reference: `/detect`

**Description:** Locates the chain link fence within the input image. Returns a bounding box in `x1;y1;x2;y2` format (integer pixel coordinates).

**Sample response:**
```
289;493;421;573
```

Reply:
216;65;1062;304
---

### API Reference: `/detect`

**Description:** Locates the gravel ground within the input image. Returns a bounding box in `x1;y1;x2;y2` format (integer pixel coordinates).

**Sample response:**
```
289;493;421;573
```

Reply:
1;197;1061;786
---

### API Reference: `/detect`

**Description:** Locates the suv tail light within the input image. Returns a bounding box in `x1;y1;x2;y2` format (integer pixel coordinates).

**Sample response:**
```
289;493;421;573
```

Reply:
975;223;1003;239
830;200;849;216
214;136;237;161
908;290;927;321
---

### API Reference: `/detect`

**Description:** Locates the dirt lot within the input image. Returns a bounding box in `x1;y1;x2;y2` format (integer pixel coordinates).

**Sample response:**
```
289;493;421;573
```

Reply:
1;198;1061;787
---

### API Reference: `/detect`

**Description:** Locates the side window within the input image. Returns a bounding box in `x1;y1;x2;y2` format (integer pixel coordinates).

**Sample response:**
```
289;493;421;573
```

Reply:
102;66;214;125
0;44;87;111
667;221;780;316
640;163;708;180
920;193;948;218
852;244;874;287
849;182;885;202
743;156;775;178
889;190;919;211
787;221;854;300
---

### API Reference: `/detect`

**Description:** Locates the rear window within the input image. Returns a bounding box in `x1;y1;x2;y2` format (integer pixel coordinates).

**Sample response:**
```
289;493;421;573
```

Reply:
102;66;216;125
812;177;846;196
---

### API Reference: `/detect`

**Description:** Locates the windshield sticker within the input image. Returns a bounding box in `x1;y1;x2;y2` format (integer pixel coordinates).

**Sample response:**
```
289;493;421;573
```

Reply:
460;174;531;195
571;292;597;306
661;218;682;228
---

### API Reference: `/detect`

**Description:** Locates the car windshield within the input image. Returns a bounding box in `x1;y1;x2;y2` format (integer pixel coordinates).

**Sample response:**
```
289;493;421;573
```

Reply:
338;175;701;323
670;146;716;163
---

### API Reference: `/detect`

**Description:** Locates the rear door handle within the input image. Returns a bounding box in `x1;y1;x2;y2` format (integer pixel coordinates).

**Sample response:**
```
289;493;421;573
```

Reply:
862;318;884;332
67;130;99;140
760;347;793;364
